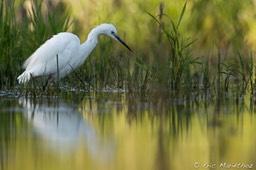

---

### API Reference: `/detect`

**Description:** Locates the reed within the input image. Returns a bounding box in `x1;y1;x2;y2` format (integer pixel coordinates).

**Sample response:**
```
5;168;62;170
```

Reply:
143;1;200;98
56;54;60;94
0;0;73;91
0;0;21;88
249;51;254;95
0;0;255;102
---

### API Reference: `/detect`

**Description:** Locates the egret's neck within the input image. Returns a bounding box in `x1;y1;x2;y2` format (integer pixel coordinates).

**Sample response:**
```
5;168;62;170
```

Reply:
79;26;103;59
87;26;103;41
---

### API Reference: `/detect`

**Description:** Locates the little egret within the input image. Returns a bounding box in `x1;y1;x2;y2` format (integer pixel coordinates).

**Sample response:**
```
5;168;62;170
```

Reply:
17;23;132;84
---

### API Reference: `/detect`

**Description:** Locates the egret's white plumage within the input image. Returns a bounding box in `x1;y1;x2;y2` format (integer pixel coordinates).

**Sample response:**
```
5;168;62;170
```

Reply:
17;23;131;84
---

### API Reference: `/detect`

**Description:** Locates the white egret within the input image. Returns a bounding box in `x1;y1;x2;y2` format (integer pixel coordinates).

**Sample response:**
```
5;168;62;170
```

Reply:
17;23;132;84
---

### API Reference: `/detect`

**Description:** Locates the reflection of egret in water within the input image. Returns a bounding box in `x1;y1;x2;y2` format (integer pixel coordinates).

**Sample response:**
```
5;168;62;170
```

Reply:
19;97;115;160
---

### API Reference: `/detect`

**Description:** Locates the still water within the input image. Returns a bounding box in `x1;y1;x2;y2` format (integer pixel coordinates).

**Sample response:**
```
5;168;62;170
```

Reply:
0;92;256;170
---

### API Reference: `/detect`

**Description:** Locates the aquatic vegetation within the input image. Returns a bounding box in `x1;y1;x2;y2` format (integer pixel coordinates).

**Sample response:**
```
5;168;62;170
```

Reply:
0;0;20;87
144;2;200;97
0;0;255;102
0;0;73;88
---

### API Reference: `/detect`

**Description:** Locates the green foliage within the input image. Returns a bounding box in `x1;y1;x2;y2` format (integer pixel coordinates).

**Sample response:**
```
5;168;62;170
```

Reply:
0;0;255;101
0;0;21;87
189;0;252;49
141;2;199;97
0;0;73;88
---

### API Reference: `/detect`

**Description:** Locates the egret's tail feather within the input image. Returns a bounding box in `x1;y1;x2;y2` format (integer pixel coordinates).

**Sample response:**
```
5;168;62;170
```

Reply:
17;72;32;84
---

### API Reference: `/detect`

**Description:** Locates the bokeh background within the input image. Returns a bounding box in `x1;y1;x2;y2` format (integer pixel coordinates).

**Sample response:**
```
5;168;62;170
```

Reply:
1;0;256;93
14;0;256;53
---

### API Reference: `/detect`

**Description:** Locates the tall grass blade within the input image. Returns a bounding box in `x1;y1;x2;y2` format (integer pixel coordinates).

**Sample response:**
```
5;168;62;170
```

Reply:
177;1;187;29
56;54;60;93
249;50;254;94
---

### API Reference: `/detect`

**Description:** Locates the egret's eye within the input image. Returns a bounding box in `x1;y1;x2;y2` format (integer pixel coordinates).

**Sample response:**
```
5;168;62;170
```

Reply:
111;31;114;34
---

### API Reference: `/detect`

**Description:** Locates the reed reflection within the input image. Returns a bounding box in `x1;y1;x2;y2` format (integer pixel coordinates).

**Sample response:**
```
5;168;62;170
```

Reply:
1;93;255;170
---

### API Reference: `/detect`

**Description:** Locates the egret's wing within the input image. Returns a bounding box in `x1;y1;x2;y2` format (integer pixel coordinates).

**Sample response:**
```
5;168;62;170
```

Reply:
23;32;80;77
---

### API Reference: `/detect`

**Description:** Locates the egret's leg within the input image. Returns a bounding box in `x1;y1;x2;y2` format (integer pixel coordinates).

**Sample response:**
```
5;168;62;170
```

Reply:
42;75;52;92
42;80;49;91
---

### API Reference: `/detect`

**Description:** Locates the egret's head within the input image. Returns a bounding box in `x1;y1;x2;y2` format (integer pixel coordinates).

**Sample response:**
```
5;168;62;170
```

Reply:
100;24;118;38
100;23;132;52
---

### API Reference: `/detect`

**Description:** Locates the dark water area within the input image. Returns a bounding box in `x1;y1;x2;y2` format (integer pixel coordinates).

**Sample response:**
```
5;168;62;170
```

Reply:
0;92;256;170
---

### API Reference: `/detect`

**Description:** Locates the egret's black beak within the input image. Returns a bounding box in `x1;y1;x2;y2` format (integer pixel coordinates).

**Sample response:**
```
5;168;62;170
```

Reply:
114;34;132;52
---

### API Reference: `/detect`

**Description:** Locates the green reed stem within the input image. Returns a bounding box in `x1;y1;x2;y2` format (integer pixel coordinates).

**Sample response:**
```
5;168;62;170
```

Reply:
56;54;60;93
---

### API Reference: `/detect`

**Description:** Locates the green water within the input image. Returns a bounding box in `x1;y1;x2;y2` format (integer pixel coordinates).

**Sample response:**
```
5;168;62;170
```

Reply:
0;93;256;170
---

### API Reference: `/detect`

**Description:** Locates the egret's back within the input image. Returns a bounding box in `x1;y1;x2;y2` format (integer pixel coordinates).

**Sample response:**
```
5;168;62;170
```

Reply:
17;32;80;83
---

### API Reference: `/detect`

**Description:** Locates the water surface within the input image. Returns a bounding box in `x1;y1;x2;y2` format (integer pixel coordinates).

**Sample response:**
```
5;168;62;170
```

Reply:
0;93;256;170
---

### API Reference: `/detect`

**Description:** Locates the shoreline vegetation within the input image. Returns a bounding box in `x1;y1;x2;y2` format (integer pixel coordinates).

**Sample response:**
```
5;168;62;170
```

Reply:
0;1;255;101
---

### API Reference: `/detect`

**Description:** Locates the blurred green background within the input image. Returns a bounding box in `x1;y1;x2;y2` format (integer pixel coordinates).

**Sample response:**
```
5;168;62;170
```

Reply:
1;0;256;95
11;0;256;54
